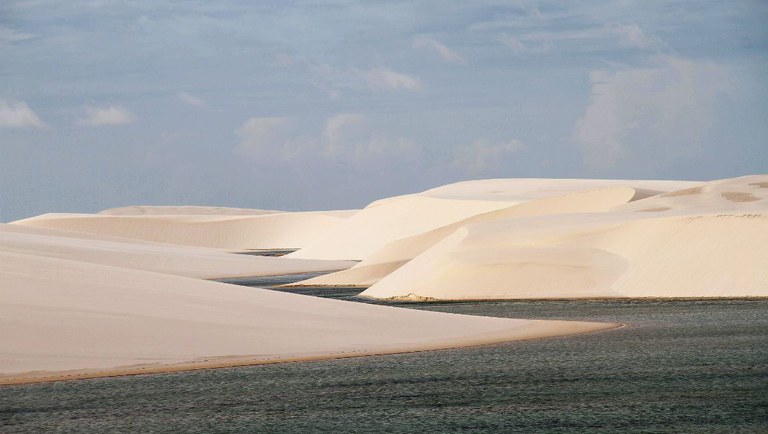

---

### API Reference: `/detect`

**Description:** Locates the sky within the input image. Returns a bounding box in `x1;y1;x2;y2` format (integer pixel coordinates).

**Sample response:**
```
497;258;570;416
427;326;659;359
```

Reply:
1;0;767;221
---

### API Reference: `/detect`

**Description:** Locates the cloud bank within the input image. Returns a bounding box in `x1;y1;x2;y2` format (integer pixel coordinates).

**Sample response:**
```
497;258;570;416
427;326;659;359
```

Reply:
413;36;465;64
79;105;136;126
574;56;730;171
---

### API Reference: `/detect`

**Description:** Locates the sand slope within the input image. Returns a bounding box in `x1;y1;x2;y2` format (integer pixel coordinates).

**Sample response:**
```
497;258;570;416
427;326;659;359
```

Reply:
361;176;768;300
0;223;354;280
0;250;613;383
295;187;647;287
99;205;283;216
289;179;698;261
12;209;357;251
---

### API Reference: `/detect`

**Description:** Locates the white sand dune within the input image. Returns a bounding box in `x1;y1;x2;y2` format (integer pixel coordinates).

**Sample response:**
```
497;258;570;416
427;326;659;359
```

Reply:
361;176;768;300
0;250;613;384
294;187;642;287
100;205;283;216
12;209;357;251
0;223;354;280
289;179;698;261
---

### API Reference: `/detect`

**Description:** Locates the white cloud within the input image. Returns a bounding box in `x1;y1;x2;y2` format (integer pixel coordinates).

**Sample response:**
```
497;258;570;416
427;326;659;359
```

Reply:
605;23;656;49
79;105;135;126
500;22;657;54
499;34;535;54
236;116;293;158
453;138;526;173
323;113;365;154
177;91;206;107
236;113;422;167
0;99;45;128
359;67;422;91
412;36;465;64
574;56;730;170
297;60;423;96
0;26;35;46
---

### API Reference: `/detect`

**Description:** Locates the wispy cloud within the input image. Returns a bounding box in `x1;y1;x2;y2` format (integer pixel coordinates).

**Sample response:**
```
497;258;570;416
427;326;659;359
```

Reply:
0;99;45;128
605;23;657;49
574;56;730;171
412;36;465;64
177;91;206;107
79;105;135;126
236;113;422;167
453;138;525;173
323;113;366;154
281;58;423;97
236;116;292;158
499;34;537;54
358;67;422;91
0;26;36;46
500;22;658;54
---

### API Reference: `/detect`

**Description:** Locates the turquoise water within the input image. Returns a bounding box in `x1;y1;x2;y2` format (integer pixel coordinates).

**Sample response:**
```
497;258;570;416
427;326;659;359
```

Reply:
1;278;767;432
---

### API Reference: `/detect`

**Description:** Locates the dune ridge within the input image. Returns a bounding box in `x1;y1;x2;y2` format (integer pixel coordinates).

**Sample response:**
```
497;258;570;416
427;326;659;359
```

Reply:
99;205;284;216
0;223;354;280
12;209;357;251
292;187;638;287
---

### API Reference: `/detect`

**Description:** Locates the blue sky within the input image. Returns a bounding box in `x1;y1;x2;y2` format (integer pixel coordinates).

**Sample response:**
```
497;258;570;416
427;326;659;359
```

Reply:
1;0;767;221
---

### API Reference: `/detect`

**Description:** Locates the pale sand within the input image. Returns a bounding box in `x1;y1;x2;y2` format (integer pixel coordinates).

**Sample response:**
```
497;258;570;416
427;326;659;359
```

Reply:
12;209;357;250
100;205;284;215
361;175;768;300
293;186;653;287
288;179;699;261
0;223;355;279
0;250;615;384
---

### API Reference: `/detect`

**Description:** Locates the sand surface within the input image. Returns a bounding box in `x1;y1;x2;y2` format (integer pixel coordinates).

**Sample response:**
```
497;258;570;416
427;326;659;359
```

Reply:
0;250;613;384
0;223;354;279
100;205;284;215
288;179;699;262
12;209;356;250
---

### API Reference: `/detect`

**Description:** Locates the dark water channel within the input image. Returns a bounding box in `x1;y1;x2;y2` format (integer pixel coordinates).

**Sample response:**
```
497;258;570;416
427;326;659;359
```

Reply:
2;275;766;433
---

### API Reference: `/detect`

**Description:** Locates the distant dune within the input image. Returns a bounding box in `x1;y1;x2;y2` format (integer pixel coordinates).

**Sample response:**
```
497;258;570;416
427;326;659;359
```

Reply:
12;209;357;251
288;179;699;261
0;223;354;280
99;205;284;216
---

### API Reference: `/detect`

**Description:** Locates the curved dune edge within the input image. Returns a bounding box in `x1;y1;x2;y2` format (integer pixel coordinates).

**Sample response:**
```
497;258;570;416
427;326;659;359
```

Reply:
11;210;356;251
289;179;699;261
0;320;620;386
290;186;650;287
0;223;356;280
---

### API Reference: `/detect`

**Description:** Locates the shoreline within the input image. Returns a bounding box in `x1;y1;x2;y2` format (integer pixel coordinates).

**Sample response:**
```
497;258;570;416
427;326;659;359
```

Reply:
266;287;768;302
0;320;621;386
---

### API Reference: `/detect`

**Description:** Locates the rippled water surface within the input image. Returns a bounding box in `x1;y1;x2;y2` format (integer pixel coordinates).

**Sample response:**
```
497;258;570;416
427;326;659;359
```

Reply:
2;278;767;433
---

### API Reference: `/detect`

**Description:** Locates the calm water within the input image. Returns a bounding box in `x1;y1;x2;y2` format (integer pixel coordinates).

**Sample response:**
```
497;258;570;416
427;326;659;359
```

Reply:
1;277;767;433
